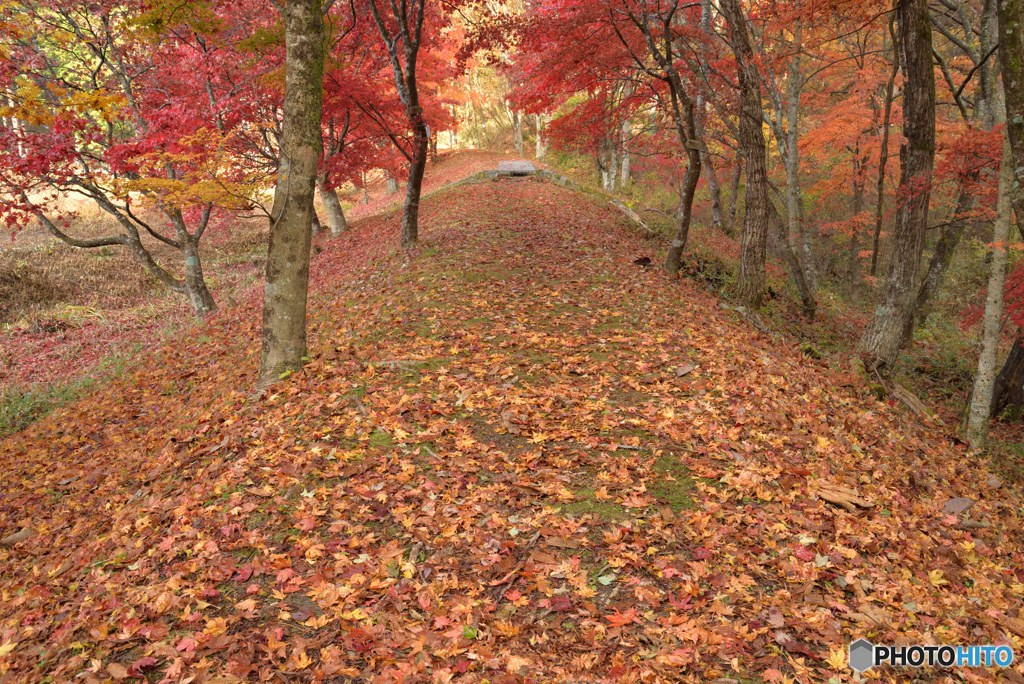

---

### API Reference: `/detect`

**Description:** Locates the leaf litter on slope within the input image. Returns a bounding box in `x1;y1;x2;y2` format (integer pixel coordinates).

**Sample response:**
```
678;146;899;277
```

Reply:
0;178;1021;683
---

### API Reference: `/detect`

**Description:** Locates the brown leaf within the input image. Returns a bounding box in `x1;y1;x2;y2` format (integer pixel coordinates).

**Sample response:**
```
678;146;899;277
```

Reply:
106;663;129;680
245;486;273;498
530;550;558;564
545;536;578;549
675;364;696;377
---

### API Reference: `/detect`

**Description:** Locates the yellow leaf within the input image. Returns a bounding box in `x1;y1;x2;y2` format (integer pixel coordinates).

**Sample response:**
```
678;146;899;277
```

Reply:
235;598;258;613
929;569;949;587
0;641;16;657
204;616;228;637
825;645;846;669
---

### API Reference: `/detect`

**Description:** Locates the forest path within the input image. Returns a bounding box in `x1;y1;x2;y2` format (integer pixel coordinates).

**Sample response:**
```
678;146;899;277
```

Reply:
0;179;1018;683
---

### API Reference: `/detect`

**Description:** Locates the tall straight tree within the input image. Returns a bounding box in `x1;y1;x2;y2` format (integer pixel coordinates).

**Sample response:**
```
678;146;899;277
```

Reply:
367;0;428;248
719;0;770;308
857;0;935;372
260;0;328;386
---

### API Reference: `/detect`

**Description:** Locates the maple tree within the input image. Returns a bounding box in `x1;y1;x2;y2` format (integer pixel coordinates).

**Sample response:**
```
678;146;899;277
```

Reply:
0;0;271;317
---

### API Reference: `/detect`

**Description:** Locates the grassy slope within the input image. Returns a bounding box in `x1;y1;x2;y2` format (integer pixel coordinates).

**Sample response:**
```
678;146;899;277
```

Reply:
0;175;1022;683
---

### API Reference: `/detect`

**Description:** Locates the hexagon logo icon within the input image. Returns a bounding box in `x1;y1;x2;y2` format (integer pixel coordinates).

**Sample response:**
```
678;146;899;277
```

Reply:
849;639;875;672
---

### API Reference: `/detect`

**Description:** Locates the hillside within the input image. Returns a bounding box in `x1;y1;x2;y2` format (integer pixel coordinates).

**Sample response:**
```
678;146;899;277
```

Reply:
1;174;1021;684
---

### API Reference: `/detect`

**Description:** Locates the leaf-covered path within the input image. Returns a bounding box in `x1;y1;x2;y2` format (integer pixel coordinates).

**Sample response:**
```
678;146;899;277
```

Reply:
1;177;1022;683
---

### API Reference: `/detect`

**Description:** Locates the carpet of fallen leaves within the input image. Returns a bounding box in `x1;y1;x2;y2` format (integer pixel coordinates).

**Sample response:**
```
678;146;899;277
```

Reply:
2;175;1024;684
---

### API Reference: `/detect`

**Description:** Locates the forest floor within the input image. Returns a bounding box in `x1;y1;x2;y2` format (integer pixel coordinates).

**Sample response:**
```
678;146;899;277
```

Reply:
1;155;1024;683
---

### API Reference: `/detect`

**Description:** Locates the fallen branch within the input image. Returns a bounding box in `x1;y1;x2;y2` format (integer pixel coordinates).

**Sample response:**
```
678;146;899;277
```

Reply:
815;482;874;513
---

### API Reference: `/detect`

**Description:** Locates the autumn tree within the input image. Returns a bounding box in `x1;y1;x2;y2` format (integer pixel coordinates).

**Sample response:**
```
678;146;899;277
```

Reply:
856;0;935;371
0;0;264;317
365;0;430;248
719;0;770;309
260;0;329;385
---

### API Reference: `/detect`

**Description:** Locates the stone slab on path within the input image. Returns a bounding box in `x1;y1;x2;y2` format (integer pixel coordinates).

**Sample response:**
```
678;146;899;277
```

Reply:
496;160;537;176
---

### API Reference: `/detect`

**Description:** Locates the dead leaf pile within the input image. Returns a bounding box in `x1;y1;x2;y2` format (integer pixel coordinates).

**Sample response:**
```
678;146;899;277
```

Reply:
1;181;1022;683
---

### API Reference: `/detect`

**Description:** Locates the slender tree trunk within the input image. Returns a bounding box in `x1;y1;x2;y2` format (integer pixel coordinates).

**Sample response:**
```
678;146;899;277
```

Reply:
473;105;483;148
849;150;866;298
857;0;935;371
535;113;547;160
968;134;1013;448
727;153;742;237
721;0;770;308
402;127;427;248
695;91;724;233
181;235;216;317
512;108;523;155
620;117;631;186
870;7;899;277
665;103;701;274
909;180;974;327
385;170;398;195
785;30;815;292
318;174;348;236
260;0;324;385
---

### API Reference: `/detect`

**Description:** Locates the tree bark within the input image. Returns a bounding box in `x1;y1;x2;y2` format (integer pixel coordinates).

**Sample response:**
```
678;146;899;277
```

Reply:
967;135;1012;448
909;180;974;328
535;113;548;160
260;0;324;385
991;336;1024;418
665;102;701;273
512;108;523;155
721;0;770;308
785;29;815;292
318;174;348;236
857;0;935;371
870;8;900;277
385;170;398;195
848;149;866;298
727;152;742;237
620;117;631;186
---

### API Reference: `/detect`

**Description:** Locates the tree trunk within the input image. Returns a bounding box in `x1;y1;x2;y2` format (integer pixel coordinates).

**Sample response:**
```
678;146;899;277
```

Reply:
721;0;770;308
402;127;427;248
260;0;324;386
870;8;900;277
999;0;1024;236
620;117;631;186
857;0;935;371
318;174;348;236
512;108;523;155
385;170;398;195
785;31;815;292
848;150;866;298
665;105;701;274
182;236;216;317
535;113;547;160
991;336;1024;418
968;134;1012;448
727;153;742;237
909;179;974;329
